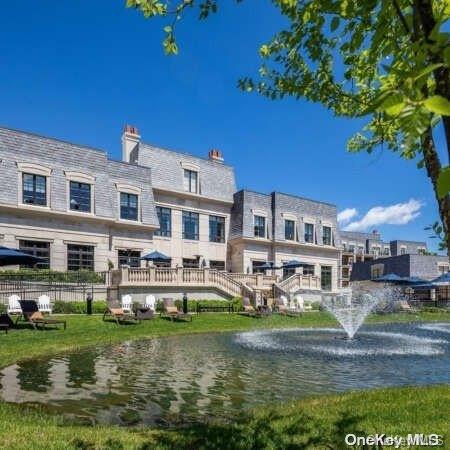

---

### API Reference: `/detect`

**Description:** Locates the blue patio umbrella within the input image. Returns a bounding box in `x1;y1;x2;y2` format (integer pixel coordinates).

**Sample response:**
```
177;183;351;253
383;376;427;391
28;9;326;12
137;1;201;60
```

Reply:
401;276;427;284
0;246;44;267
281;260;307;269
431;272;450;285
140;251;171;263
260;261;281;270
373;273;404;282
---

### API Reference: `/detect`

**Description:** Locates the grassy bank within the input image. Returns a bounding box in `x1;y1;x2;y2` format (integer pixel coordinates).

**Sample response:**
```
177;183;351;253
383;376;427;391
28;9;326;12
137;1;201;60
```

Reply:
0;385;448;449
0;311;449;449
1;310;449;368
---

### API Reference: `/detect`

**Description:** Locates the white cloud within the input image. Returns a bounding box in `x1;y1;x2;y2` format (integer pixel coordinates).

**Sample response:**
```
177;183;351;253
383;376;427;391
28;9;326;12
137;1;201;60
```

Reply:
343;199;423;232
337;208;358;225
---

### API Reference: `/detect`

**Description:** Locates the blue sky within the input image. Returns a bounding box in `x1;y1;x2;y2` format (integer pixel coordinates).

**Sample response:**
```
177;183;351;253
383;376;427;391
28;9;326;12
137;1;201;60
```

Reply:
0;1;446;251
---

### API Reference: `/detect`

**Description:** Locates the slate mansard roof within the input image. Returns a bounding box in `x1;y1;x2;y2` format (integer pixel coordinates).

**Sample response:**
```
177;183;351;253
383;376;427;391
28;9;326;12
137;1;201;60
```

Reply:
135;142;237;203
0;126;159;227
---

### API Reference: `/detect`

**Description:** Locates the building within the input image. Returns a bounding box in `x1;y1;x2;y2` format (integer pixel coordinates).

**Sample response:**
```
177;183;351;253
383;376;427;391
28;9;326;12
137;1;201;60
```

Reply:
340;230;430;287
350;254;449;282
229;190;340;291
0;124;438;295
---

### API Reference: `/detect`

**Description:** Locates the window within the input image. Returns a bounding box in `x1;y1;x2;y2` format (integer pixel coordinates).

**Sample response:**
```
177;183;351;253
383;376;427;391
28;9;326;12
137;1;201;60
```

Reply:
357;245;364;254
210;260;225;271
349;244;355;252
67;244;94;271
19;240;50;269
322;226;332;245
22;173;47;206
285;220;295;241
182;211;199;240
183;169;198;193
300;264;315;276
120;193;138;221
183;258;199;268
155;207;171;237
252;260;267;274
418;248;426;255
438;264;449;274
372;246;380;257
342;242;347;251
384;247;390;255
400;247;406;255
283;266;296;279
118;250;141;268
304;223;314;243
69;181;91;212
321;265;332;291
209;215;225;243
254;215;266;238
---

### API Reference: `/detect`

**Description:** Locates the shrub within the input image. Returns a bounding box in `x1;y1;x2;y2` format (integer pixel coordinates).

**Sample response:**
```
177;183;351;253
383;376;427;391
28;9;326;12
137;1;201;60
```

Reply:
310;301;322;311
53;300;107;314
155;297;242;313
0;269;105;284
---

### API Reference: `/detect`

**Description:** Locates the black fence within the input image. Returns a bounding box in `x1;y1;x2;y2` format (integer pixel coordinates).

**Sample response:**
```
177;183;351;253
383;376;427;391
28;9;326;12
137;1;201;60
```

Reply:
0;270;110;291
0;286;107;305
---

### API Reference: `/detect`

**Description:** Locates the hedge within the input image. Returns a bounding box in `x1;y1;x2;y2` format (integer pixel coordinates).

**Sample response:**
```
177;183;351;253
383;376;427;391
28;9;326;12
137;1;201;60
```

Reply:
52;301;107;314
0;269;105;283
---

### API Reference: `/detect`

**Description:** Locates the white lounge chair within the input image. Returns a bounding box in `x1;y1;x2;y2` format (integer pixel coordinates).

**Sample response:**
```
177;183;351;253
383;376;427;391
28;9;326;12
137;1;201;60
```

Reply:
121;294;133;314
144;294;156;312
7;295;22;315
38;295;52;314
294;294;304;311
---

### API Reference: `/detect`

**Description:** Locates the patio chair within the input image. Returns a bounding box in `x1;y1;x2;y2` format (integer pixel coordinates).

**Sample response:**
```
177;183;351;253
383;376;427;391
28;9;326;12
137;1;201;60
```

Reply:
38;295;52;314
135;294;156;320
394;300;416;313
19;300;66;330
7;295;22;315
240;297;260;317
0;314;14;334
103;306;141;325
274;298;288;315
121;294;133;314
161;298;192;322
144;294;156;311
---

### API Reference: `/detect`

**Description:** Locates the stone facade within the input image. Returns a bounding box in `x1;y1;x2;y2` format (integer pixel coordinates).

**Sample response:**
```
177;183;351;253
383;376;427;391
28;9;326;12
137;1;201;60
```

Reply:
351;254;450;281
0;124;438;293
229;190;340;291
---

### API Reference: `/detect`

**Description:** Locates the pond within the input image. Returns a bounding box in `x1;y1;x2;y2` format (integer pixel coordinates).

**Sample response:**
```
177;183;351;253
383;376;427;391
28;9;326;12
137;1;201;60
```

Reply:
1;322;449;426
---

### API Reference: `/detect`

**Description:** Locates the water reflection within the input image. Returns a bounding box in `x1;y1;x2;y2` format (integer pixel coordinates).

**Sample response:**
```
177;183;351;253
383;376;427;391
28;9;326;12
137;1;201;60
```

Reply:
0;323;449;426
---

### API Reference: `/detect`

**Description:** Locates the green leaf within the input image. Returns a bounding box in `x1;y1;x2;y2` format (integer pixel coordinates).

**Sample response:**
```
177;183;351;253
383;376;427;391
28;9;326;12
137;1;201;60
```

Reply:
330;17;340;32
424;96;450;116
437;167;450;199
413;63;443;81
163;25;172;33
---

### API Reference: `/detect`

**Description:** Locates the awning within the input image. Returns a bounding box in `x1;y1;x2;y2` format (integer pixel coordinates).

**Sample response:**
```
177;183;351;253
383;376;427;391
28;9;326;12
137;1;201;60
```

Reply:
0;246;44;267
140;251;171;263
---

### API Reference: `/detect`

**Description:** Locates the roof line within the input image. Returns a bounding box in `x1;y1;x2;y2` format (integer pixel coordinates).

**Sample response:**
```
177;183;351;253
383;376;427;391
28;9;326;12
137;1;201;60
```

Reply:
235;189;336;208
0;125;107;155
139;141;235;169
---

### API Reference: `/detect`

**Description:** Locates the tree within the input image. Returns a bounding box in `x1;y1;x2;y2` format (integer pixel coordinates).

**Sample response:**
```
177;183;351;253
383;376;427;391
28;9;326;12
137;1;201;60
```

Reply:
127;0;450;253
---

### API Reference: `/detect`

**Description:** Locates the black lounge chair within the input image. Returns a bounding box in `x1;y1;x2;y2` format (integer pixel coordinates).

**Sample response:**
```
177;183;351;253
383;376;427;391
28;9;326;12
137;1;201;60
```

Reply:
19;300;66;330
0;313;14;334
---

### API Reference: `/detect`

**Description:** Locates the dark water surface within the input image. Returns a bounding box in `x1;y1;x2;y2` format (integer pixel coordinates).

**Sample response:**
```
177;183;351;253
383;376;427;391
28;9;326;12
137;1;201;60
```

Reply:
1;322;449;426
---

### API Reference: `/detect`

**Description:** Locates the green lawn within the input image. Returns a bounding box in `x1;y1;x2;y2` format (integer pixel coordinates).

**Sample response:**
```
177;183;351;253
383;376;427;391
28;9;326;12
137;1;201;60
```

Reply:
0;311;449;449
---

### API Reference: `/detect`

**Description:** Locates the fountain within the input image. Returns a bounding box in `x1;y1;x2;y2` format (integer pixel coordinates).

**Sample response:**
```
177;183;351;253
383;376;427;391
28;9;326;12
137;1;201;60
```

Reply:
321;285;397;339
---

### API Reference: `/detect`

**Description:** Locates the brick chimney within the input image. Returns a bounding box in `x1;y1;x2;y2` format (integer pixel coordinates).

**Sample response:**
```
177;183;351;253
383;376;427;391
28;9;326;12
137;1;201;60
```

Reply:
122;125;140;163
208;148;224;163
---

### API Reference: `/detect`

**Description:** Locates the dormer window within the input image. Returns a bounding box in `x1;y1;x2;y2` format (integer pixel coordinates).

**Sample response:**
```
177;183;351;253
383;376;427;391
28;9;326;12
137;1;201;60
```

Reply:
17;162;52;207
120;193;138;221
65;171;95;214
183;169;198;193
322;226;332;245
70;181;91;212
23;173;47;206
254;215;266;238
